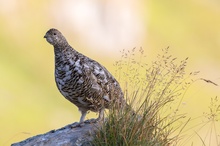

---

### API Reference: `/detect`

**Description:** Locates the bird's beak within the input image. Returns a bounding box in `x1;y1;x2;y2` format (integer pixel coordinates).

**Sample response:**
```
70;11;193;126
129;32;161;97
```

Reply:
44;35;47;38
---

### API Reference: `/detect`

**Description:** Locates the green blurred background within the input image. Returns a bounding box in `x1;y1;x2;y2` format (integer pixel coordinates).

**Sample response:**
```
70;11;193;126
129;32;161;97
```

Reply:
0;0;219;145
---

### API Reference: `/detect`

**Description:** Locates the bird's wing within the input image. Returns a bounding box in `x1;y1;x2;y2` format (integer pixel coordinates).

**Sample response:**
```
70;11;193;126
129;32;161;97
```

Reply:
84;59;124;102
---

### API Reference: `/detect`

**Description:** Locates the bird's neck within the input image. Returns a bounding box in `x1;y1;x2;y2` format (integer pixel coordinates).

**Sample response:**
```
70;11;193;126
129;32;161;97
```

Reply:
54;45;77;63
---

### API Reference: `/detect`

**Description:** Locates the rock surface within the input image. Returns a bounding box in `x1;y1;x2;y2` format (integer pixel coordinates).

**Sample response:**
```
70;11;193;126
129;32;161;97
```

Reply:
11;121;101;146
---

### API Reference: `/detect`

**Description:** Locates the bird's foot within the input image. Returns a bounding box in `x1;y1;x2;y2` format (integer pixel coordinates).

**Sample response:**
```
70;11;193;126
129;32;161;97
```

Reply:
84;118;98;124
70;122;85;128
70;118;104;128
84;118;105;124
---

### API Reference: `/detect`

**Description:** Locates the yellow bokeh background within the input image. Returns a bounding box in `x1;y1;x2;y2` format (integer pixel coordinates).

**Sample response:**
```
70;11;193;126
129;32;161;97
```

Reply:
0;0;220;145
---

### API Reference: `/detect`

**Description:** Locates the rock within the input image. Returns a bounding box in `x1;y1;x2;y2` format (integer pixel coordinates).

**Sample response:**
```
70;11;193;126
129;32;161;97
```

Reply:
11;121;101;146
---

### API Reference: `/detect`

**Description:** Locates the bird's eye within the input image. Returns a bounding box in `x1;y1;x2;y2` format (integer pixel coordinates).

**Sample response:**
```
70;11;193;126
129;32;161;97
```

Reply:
53;33;57;35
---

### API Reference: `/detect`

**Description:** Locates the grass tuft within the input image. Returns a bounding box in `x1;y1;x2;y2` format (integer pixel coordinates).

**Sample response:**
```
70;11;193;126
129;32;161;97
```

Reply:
91;47;218;146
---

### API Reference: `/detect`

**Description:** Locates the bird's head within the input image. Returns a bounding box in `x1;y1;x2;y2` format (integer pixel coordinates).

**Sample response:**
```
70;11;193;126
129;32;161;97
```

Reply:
44;28;68;47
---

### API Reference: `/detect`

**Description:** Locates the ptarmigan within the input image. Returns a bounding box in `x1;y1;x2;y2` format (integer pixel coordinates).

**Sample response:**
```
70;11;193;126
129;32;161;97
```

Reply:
44;28;126;124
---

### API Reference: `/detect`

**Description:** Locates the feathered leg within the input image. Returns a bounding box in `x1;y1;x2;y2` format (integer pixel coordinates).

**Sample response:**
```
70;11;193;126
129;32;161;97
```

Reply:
84;108;105;124
79;110;87;123
71;109;87;128
97;108;104;121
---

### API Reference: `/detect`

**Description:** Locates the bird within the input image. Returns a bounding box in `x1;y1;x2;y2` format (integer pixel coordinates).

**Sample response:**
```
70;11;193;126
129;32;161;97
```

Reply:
44;28;127;124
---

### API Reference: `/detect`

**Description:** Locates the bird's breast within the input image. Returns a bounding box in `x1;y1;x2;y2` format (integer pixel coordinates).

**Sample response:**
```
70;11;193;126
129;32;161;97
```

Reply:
55;59;83;90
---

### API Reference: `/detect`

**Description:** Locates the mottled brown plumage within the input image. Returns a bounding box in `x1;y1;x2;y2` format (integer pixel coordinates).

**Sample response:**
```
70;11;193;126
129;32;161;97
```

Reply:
44;28;126;123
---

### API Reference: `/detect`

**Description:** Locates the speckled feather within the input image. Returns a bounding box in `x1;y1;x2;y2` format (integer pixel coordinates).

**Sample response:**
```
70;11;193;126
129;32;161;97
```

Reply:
44;28;125;123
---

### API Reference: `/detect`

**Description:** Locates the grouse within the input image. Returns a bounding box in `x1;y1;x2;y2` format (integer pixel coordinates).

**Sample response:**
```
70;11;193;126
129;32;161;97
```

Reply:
44;28;126;124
